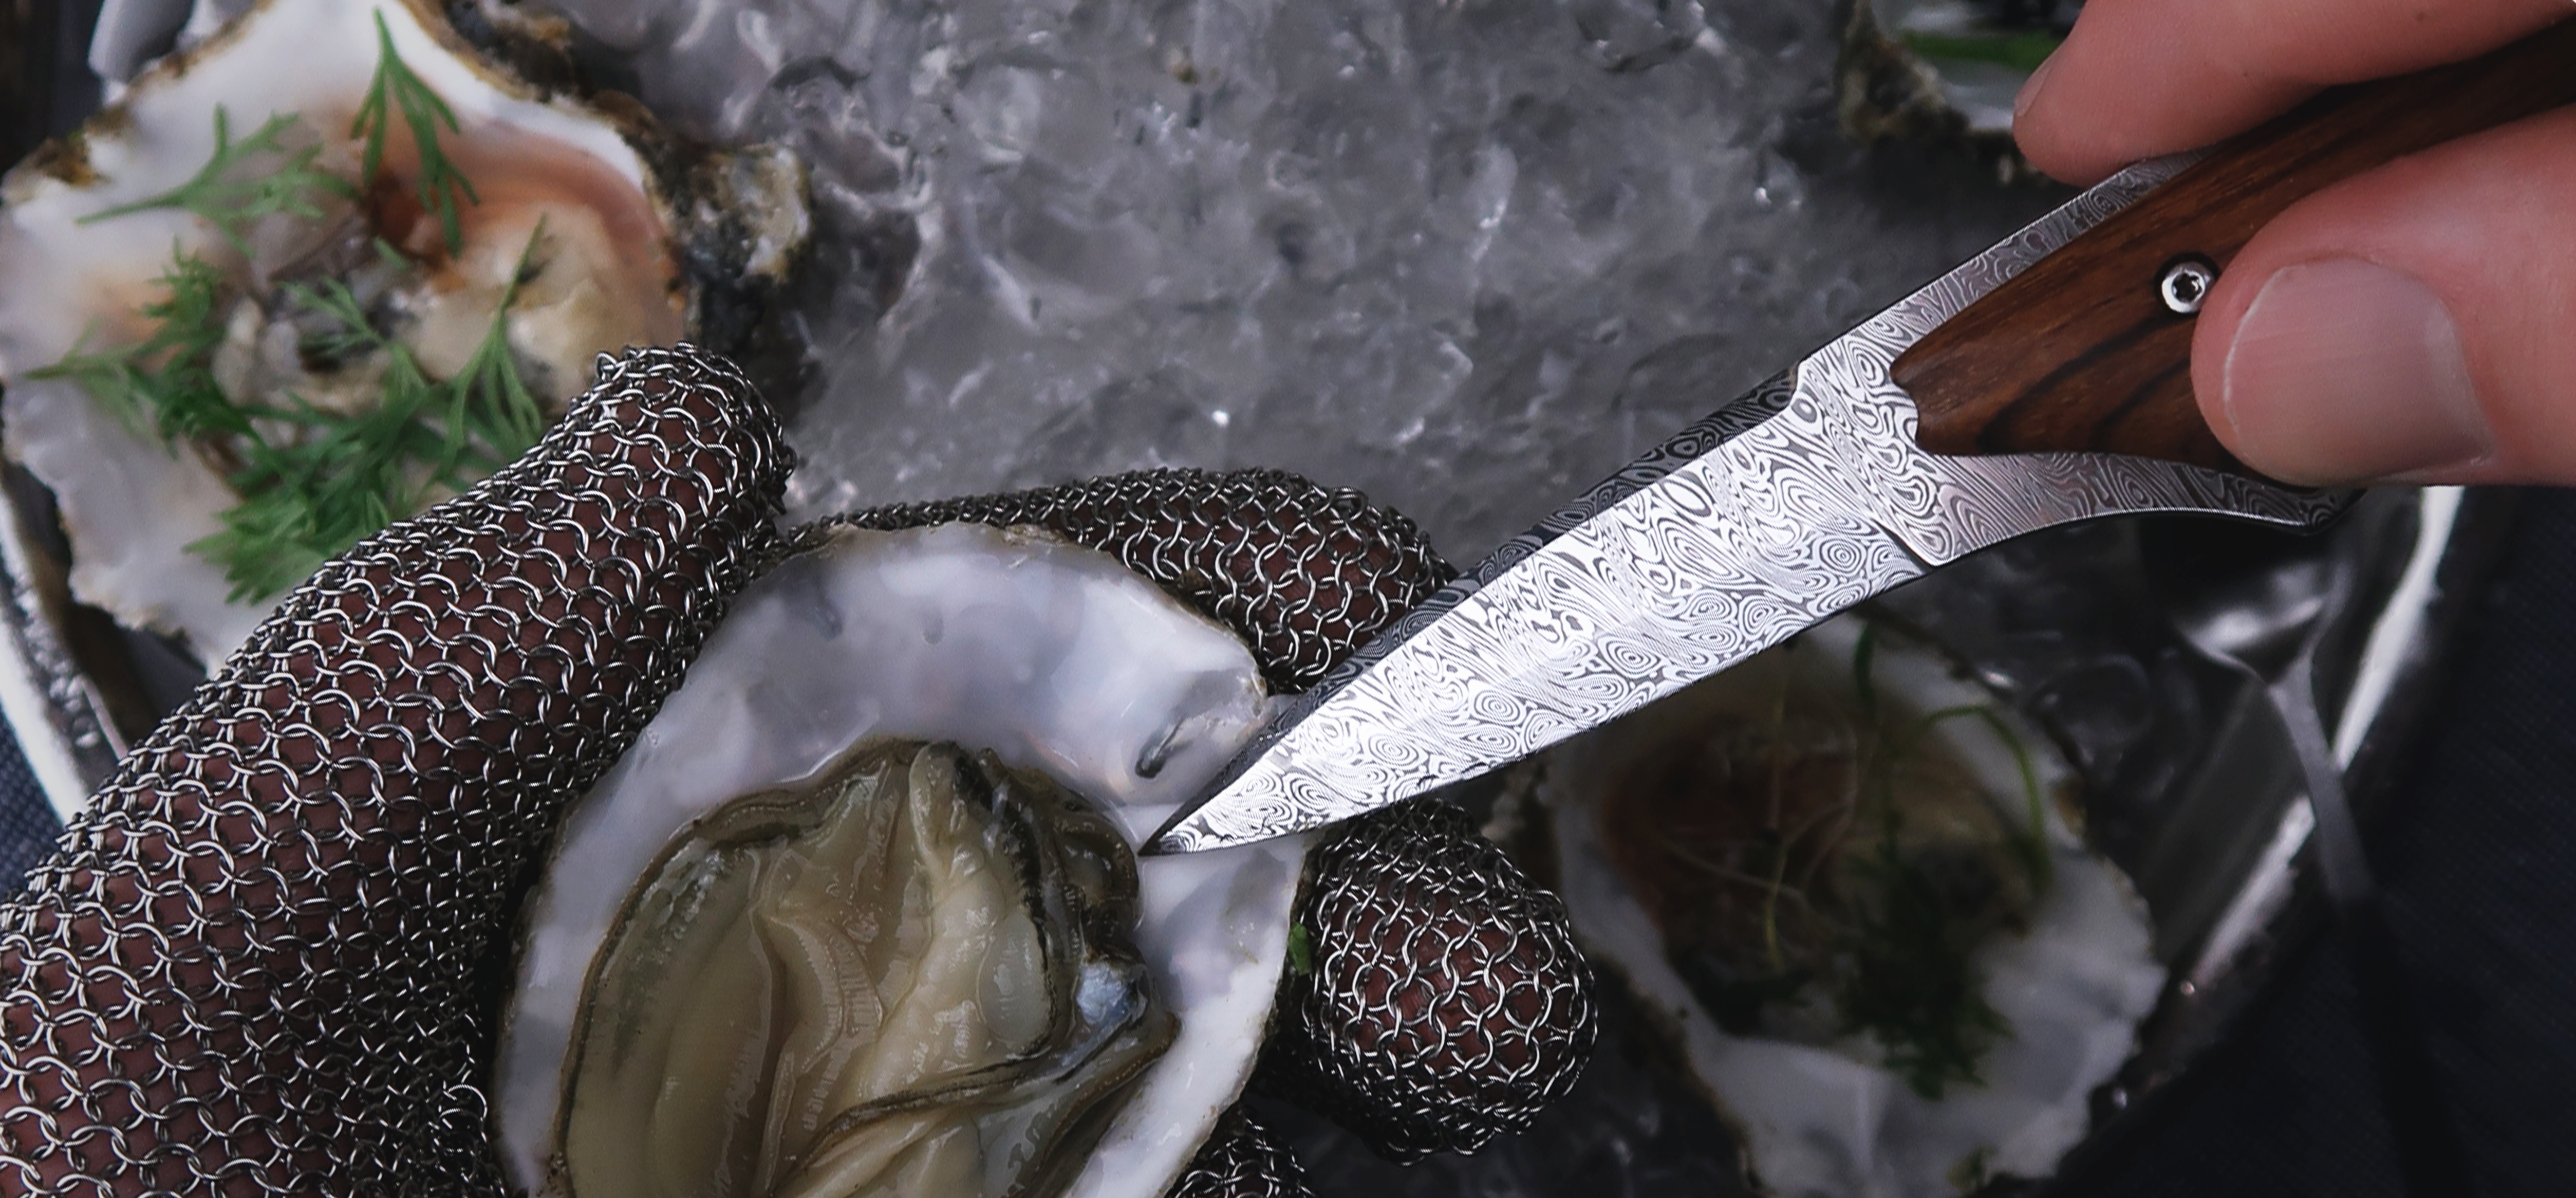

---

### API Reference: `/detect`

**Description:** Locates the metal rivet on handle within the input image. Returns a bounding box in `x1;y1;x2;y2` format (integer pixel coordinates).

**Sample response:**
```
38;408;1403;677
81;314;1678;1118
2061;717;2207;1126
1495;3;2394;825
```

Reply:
2159;257;2218;315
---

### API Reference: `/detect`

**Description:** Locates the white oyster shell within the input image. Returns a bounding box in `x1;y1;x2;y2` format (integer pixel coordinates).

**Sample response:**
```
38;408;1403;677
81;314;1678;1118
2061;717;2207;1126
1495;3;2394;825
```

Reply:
499;522;1308;1198
0;0;685;662
1547;615;2167;1197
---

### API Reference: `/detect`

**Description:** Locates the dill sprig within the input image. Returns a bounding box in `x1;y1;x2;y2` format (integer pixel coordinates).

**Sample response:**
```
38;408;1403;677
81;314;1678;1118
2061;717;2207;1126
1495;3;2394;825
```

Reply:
1829;626;2056;1101
1914;704;2055;894
197;355;459;599
37;231;547;601
192;226;549;599
79;109;356;253
1839;825;2014;1100
354;9;478;256
443;236;551;460
29;251;245;442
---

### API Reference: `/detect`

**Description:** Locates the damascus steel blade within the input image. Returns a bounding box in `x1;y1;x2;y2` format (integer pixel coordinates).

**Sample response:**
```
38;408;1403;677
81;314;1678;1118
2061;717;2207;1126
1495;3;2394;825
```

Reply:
1152;154;2351;854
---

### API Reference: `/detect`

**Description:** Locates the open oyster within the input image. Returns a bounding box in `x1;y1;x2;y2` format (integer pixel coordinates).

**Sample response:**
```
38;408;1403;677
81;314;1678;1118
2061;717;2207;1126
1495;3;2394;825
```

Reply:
500;521;1289;1197
559;742;1178;1197
501;470;1596;1197
0;0;804;661
1542;614;2163;1196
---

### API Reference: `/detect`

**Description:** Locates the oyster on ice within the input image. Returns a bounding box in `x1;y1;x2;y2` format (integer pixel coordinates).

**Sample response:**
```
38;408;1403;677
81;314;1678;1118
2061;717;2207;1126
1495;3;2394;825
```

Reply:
1541;614;2166;1197
0;0;805;661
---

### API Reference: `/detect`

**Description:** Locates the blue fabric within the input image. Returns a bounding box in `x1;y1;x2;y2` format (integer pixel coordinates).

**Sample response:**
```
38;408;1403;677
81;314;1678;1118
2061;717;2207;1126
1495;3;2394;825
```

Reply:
2061;488;2576;1198
0;717;63;896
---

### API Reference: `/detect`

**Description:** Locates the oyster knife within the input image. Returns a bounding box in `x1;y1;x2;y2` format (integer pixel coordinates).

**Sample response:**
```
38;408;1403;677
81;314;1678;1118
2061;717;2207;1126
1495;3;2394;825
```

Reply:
1149;24;2576;854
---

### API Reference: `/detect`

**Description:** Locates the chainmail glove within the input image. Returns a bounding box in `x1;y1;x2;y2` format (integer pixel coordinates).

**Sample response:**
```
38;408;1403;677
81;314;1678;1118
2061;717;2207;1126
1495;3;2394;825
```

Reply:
0;346;791;1196
0;344;1592;1197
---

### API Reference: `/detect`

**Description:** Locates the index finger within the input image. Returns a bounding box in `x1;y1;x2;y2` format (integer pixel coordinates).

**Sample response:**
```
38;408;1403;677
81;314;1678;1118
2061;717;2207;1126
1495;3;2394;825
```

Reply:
2013;0;2572;183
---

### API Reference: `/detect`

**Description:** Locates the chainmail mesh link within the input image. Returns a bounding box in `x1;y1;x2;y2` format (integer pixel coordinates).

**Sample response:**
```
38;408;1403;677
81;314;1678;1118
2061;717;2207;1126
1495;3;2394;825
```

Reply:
832;468;1455;692
1258;797;1600;1163
0;345;791;1197
1162;1104;1311;1198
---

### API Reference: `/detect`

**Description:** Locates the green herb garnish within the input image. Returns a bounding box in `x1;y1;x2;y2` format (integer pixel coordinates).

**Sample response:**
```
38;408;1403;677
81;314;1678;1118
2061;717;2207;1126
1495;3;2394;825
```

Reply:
191;226;548;599
1839;828;2014;1100
1915;704;2054;894
30;250;237;441
1949;1145;1996;1194
354;9;478;255
1831;629;2055;1101
442;244;551;459
195;355;455;599
1851;620;1881;721
1898;30;2065;75
79;108;356;253
40;19;540;602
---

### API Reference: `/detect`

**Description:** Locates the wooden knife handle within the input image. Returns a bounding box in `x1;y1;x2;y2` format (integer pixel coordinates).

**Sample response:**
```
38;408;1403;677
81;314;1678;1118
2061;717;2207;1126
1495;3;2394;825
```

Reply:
1891;20;2576;474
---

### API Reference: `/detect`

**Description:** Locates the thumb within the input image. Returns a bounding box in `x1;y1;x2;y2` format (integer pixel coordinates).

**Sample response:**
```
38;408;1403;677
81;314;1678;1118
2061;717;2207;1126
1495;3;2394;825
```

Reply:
2193;106;2576;486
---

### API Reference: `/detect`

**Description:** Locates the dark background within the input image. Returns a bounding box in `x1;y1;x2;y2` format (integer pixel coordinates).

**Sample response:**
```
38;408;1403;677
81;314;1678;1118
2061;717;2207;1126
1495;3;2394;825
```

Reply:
1;3;2568;1193
2052;491;2576;1197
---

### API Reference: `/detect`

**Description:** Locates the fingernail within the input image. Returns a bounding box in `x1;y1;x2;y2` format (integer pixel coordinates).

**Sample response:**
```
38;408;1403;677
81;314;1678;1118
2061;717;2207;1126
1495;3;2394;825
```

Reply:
2220;259;2490;484
2013;52;2059;127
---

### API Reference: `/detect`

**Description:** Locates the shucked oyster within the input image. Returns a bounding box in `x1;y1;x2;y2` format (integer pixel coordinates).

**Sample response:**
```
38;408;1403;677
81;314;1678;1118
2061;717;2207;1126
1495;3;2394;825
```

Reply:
502;473;1597;1196
1542;614;2163;1196
0;0;804;661
501;521;1285;1198
558;742;1173;1197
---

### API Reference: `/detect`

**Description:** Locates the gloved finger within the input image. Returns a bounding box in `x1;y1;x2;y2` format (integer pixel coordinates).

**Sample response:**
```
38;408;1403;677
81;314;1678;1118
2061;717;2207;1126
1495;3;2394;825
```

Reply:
2011;0;2567;184
835;467;1455;693
2186;106;2576;485
1168;1107;1312;1198
0;345;789;1195
850;472;1599;1168
1255;796;1598;1164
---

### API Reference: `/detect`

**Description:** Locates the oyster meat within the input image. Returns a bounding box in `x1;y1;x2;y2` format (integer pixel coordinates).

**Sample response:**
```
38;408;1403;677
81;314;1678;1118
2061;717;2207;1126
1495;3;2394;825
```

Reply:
562;742;1172;1197
1544;614;2166;1196
0;0;802;660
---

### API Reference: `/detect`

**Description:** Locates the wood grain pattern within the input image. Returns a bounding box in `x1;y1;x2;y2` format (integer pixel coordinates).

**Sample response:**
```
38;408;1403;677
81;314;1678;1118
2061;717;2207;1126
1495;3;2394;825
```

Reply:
1892;19;2576;473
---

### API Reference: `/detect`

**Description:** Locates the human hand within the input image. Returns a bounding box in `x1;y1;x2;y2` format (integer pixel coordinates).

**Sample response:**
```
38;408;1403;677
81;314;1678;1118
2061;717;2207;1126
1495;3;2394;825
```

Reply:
0;346;1592;1196
2011;1;2576;487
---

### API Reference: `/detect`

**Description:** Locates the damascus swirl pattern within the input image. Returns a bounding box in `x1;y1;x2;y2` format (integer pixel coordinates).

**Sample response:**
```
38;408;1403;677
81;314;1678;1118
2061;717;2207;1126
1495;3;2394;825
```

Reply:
1157;152;2350;853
